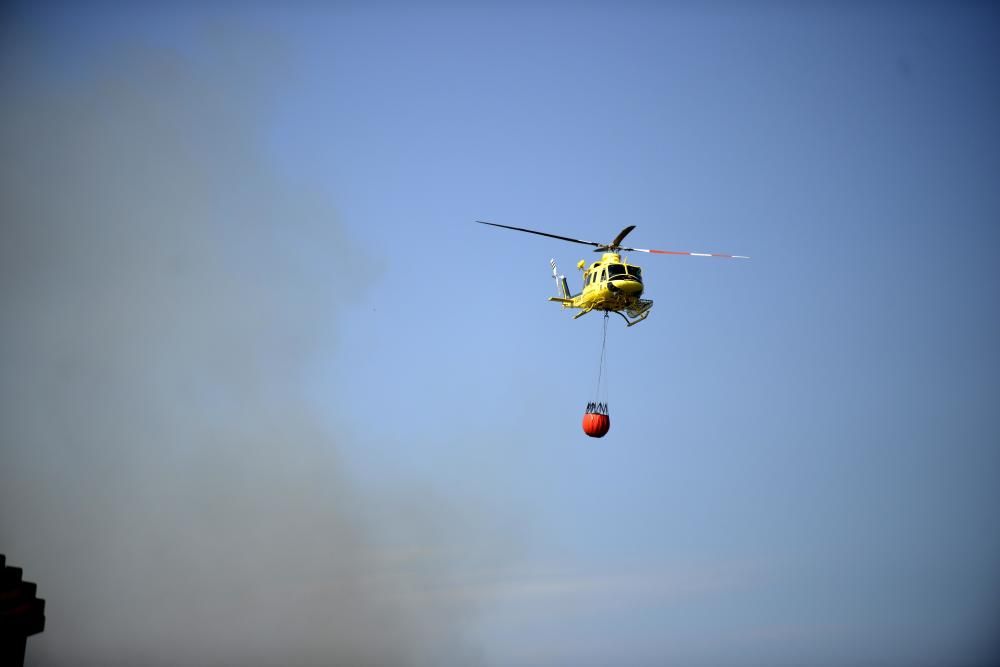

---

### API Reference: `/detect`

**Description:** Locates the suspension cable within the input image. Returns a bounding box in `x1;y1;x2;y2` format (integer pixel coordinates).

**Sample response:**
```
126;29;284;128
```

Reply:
593;311;610;406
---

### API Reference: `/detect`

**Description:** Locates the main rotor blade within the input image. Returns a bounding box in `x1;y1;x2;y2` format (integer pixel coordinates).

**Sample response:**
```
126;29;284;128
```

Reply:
622;245;750;259
610;225;636;248
476;221;602;248
592;225;639;251
478;220;749;258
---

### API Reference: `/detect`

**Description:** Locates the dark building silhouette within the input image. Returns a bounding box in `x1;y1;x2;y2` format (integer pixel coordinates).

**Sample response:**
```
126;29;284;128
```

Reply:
0;555;45;667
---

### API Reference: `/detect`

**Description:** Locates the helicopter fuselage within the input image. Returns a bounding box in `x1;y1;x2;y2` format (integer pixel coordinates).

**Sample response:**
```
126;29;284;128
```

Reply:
549;253;653;326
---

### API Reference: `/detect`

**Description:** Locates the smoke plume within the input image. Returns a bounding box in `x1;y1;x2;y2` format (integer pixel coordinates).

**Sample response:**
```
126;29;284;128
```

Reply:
1;26;482;667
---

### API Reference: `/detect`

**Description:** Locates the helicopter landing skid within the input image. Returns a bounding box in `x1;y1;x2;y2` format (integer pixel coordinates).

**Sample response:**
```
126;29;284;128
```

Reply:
620;298;653;326
622;309;650;327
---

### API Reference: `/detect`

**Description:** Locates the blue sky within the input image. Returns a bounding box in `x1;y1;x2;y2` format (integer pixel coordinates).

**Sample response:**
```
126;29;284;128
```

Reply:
2;3;999;666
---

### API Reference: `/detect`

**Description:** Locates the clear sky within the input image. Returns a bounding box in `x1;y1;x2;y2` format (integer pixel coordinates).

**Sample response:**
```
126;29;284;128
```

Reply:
2;2;999;666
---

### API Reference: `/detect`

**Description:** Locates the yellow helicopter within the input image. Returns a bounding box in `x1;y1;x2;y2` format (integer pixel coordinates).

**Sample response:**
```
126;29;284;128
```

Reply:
478;221;749;326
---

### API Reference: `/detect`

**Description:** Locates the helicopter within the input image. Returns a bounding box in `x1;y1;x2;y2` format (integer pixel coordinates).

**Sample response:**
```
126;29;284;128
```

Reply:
477;221;749;326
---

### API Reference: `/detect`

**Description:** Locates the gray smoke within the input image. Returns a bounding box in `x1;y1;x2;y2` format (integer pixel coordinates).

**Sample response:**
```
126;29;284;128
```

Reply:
1;27;483;667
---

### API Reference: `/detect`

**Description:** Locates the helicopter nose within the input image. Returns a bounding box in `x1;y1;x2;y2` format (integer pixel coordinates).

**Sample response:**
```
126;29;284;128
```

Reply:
611;279;643;296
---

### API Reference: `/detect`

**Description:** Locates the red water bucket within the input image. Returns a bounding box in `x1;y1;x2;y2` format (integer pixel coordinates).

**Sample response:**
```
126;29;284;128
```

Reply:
582;403;610;438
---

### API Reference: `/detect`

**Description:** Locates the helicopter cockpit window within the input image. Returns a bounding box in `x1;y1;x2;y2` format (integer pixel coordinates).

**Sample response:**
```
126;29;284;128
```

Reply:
607;265;627;280
626;266;642;280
